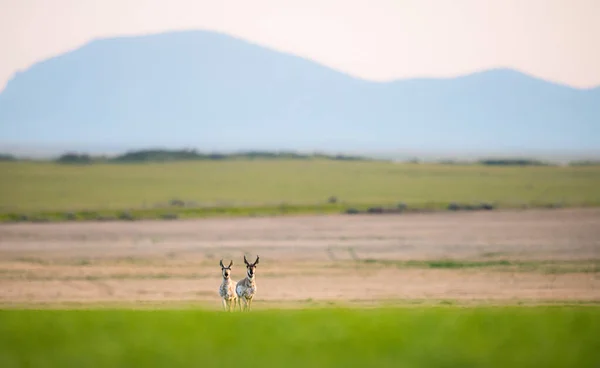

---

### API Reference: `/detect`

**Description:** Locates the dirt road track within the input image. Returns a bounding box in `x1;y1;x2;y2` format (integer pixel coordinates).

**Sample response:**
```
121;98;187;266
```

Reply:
1;208;599;306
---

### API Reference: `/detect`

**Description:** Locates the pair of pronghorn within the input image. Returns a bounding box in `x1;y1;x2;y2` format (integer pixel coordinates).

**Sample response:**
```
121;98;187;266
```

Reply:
218;255;259;312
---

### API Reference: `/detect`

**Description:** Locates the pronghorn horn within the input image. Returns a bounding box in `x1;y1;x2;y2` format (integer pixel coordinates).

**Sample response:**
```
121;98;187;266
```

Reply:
244;255;249;265
254;255;259;266
219;259;224;268
228;260;233;268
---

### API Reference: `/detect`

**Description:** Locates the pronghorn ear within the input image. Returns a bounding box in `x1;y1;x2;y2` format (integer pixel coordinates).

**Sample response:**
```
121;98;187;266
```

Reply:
219;259;224;268
254;255;259;266
228;260;233;268
244;255;249;266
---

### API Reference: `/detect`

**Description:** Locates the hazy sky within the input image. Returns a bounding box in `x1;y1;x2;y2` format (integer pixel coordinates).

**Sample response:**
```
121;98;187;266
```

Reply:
1;0;599;91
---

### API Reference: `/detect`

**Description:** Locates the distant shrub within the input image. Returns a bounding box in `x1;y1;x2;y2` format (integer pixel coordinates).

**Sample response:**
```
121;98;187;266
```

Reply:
118;211;134;221
160;213;178;220
30;216;49;223
480;202;495;210
64;212;77;221
0;153;16;161
328;196;338;204
448;202;494;211
448;202;461;211
169;199;185;207
345;208;360;215
332;154;367;161
397;202;407;211
56;152;92;164
367;207;384;214
478;158;549;166
111;149;202;163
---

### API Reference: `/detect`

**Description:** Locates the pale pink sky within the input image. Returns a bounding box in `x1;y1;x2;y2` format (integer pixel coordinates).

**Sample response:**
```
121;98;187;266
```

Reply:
0;0;599;91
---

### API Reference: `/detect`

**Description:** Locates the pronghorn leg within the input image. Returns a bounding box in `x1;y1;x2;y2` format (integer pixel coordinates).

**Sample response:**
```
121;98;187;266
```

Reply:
248;297;253;311
222;298;227;311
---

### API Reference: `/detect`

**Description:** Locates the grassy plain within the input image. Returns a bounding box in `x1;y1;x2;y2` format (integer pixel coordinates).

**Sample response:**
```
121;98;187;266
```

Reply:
1;307;599;368
1;160;599;221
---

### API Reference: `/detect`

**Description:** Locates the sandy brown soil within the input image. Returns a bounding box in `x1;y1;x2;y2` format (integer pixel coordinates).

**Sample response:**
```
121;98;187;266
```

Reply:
1;208;599;307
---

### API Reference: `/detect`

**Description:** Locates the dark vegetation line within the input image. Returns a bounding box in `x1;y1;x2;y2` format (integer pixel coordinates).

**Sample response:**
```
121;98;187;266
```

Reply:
2;149;599;165
56;149;374;164
0;199;583;224
0;153;17;161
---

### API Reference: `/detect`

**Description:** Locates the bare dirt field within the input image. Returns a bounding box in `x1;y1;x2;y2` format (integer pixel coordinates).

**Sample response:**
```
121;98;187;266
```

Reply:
1;208;599;308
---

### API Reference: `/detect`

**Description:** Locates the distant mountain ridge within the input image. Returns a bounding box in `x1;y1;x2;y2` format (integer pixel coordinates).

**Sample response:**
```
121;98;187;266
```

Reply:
0;29;598;155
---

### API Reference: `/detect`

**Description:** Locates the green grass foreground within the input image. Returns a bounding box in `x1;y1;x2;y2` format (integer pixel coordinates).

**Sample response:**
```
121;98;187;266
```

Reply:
1;160;599;221
1;307;599;367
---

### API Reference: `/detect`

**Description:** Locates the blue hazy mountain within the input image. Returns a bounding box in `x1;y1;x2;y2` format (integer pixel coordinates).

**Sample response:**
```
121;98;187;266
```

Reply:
0;30;598;155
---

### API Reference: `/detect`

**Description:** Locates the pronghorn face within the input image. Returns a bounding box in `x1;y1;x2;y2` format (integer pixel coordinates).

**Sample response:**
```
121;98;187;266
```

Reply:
244;255;259;278
220;259;233;279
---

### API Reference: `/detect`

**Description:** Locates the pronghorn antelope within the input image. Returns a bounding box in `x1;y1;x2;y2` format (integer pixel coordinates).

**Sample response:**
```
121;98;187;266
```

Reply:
218;259;237;312
236;255;259;311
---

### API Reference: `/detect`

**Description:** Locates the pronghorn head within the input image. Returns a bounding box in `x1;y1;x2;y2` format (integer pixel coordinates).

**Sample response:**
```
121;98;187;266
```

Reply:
244;255;259;278
219;259;233;279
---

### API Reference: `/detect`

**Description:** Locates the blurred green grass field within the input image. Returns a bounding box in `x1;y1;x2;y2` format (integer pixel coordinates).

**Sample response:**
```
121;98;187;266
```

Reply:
1;160;599;215
1;307;599;368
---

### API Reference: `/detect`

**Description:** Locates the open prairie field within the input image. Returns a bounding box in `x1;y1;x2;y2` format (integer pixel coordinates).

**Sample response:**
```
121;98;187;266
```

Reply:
2;206;600;367
1;161;599;219
2;162;600;367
